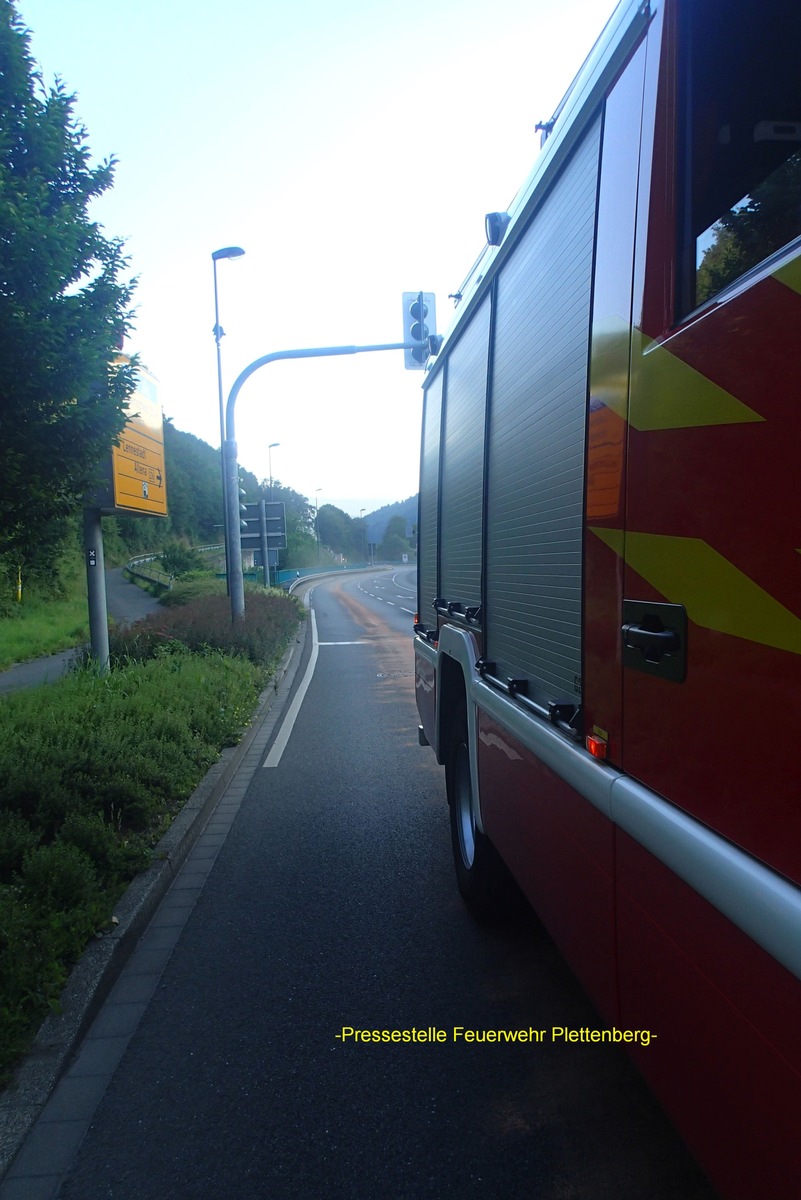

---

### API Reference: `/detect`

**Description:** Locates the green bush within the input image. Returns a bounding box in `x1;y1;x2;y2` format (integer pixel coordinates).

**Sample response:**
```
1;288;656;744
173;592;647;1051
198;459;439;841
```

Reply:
158;574;227;607
0;884;68;1069
0;811;40;884
20;842;107;960
0;638;283;1077
60;812;149;885
109;591;301;668
158;541;205;577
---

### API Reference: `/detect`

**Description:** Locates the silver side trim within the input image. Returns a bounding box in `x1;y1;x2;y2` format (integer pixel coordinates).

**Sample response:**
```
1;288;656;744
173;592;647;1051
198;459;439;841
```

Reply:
612;778;801;984
466;675;801;985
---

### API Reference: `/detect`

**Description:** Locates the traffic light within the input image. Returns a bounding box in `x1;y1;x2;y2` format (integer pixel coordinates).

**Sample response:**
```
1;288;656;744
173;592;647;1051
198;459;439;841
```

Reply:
402;291;438;370
238;477;248;531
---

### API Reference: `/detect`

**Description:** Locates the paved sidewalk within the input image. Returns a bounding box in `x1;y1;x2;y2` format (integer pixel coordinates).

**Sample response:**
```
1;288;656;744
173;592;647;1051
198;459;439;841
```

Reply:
0;570;162;695
0;618;307;1195
0;650;78;695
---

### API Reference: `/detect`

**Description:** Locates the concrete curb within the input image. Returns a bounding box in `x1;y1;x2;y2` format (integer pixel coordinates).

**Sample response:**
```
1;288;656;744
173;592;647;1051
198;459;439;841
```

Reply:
0;628;303;1180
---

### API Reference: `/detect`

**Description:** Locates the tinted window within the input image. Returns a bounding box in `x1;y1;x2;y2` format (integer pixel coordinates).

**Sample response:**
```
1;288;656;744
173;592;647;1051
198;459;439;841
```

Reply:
679;0;801;313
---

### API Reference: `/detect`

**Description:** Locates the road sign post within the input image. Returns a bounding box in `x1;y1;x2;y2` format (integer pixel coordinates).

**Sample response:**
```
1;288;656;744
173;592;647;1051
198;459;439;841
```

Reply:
83;506;110;672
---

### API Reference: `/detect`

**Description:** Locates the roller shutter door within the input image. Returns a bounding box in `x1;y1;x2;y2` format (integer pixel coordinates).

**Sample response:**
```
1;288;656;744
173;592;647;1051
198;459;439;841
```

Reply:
439;294;491;614
417;370;443;629
485;113;601;707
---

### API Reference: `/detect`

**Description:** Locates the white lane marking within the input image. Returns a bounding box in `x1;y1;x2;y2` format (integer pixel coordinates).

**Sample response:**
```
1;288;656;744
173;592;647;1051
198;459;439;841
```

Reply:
400;608;415;616
318;641;368;645
263;608;319;768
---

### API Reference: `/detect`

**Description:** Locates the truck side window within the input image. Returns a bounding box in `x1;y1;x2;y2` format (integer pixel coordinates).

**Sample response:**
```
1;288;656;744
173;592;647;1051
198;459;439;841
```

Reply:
679;0;801;314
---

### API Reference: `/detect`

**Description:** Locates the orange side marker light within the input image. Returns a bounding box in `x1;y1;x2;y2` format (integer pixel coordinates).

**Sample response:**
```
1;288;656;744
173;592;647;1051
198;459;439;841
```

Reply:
586;733;608;760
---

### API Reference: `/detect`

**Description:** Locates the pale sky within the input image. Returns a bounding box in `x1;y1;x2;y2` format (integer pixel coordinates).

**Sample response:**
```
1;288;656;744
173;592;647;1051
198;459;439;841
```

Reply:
16;0;609;516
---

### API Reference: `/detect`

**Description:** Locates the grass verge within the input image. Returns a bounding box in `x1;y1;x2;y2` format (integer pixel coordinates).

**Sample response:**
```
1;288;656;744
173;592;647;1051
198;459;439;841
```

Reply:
0;585;88;671
0;590;301;1081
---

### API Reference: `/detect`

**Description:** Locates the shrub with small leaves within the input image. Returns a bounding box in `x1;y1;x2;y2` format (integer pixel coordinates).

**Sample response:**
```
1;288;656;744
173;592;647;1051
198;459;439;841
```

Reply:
0;884;68;1075
109;591;301;668
20;842;107;961
0;810;40;884
158;574;227;607
0;593;298;1078
59;812;149;887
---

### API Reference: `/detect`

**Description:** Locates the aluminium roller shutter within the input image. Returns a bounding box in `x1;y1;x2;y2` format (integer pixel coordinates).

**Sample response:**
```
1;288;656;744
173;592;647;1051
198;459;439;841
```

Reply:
485;113;601;707
439;294;491;614
417;370;444;630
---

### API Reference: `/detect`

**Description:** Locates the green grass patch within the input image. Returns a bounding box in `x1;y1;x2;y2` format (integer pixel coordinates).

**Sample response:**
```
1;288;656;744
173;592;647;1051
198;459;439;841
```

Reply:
0;590;301;1080
157;572;227;607
0;573;89;671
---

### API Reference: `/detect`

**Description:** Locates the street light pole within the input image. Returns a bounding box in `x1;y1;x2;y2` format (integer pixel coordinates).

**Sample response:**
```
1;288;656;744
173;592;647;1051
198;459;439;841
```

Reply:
212;246;245;591
268;442;279;501
360;507;366;565
268;442;279;585
315;488;322;565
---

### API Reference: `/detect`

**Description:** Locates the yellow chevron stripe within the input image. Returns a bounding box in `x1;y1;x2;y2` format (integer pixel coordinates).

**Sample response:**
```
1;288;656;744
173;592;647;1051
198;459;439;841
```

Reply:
773;255;801;295
630;329;764;431
590;528;801;655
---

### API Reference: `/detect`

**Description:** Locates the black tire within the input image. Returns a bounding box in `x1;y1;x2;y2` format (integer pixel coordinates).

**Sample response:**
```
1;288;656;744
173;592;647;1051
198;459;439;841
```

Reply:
446;704;520;921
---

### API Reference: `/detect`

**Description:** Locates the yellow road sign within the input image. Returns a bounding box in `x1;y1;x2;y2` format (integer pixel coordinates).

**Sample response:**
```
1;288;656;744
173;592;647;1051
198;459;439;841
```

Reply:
111;367;168;517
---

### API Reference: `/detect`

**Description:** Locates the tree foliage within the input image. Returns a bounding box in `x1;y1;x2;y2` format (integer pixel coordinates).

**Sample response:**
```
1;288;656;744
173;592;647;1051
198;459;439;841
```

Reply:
378;514;413;563
0;2;136;562
162;420;224;543
696;150;801;304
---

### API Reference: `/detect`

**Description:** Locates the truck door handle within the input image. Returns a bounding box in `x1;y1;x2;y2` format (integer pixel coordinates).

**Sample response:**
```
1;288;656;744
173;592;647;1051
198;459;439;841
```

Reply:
622;624;680;658
621;601;687;683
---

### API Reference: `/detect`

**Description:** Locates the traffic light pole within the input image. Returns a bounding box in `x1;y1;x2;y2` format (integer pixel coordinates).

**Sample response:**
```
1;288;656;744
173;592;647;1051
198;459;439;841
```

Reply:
224;341;415;622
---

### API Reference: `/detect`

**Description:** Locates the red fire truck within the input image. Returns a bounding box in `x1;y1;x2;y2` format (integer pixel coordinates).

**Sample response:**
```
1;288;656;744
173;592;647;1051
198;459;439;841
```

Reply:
414;0;801;1195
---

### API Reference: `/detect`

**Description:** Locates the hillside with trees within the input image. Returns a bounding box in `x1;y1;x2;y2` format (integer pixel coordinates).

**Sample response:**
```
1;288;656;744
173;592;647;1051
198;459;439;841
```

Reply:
106;422;328;570
109;422;418;570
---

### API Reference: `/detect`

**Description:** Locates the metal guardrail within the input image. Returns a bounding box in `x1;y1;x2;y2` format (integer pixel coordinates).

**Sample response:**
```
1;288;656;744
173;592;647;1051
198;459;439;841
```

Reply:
126;548;396;592
124;554;173;589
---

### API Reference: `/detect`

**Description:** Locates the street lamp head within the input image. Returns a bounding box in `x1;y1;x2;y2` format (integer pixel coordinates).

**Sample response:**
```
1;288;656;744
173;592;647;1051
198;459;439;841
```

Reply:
269;442;280;449
212;246;245;262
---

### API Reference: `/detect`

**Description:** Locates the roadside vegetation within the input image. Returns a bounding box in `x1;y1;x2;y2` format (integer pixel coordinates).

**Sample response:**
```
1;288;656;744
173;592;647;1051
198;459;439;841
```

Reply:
0;588;301;1081
0;2;409;1089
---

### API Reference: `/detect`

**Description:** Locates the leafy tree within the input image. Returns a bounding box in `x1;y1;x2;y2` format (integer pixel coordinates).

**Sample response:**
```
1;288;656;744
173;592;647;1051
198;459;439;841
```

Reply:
258;481;318;569
259;481;314;530
159;541;205;577
317;504;358;558
162;421;224;543
379;515;414;563
0;2;136;566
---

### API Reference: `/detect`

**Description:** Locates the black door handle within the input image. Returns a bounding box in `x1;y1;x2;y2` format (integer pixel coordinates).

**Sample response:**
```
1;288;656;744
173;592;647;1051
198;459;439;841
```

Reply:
622;624;681;658
621;601;687;682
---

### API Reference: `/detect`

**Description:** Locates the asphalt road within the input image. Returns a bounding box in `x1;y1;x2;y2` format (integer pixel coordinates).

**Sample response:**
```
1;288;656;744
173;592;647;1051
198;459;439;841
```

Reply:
48;570;715;1199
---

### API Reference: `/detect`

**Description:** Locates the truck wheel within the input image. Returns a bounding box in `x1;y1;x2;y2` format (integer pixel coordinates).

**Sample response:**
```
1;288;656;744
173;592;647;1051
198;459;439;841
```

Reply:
446;706;519;920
